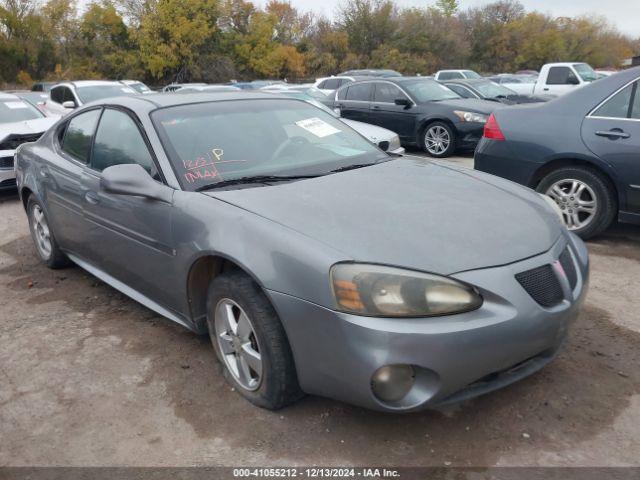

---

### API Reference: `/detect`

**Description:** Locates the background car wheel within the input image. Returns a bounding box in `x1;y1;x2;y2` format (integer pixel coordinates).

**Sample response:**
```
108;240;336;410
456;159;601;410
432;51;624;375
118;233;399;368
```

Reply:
27;196;70;269
206;270;303;410
421;122;456;158
536;166;617;239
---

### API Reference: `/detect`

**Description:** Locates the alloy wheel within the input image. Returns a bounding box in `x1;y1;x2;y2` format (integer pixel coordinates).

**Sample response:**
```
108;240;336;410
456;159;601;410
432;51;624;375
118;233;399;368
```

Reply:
31;204;52;260
214;298;263;391
545;179;598;230
424;125;450;155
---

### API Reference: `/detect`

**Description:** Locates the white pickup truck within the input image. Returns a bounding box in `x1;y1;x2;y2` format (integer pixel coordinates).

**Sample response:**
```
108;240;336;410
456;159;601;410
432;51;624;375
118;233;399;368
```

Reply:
532;62;598;96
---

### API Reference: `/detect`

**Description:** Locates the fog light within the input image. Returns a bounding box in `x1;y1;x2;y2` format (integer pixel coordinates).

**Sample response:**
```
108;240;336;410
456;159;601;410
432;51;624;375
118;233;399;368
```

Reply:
371;365;415;403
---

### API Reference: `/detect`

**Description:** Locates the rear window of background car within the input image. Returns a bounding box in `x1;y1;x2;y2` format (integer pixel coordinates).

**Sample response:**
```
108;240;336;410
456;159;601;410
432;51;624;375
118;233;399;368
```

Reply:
61;109;101;163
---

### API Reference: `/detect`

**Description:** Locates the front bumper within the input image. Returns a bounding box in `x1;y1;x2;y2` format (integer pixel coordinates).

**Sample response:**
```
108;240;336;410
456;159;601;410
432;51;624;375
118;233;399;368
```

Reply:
0;149;16;189
268;233;588;412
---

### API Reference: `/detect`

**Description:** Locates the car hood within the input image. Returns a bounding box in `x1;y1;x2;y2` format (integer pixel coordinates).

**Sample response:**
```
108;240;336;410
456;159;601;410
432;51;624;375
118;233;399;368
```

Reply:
0;117;58;144
206;158;561;275
340;118;395;142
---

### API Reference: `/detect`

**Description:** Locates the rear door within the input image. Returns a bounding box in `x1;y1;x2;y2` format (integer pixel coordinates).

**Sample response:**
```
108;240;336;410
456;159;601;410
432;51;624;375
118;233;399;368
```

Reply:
335;82;373;123
45;108;101;256
369;82;416;140
80;107;180;309
582;79;640;214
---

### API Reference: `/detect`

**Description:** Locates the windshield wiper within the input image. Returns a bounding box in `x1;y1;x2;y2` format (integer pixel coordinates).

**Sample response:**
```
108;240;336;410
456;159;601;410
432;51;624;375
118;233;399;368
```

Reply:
196;174;320;192
329;163;376;173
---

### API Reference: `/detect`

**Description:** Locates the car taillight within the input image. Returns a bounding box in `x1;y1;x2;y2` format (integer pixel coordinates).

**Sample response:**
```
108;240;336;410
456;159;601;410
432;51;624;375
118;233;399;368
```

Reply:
483;113;505;141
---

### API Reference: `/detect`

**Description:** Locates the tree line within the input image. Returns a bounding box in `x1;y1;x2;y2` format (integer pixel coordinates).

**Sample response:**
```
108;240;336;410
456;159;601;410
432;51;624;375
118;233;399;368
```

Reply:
0;0;638;87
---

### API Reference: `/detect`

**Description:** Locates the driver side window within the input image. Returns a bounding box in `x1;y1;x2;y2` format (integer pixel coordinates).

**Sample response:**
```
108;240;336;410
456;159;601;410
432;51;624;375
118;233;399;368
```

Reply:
91;109;159;179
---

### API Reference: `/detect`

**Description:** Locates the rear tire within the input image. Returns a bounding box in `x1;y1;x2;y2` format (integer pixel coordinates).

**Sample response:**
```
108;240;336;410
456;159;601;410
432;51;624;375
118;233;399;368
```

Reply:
536;166;616;239
421;122;456;158
206;270;303;410
27;196;70;269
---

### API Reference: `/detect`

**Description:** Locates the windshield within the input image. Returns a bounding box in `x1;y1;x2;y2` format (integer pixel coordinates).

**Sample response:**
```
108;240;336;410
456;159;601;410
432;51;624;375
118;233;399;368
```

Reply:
463;71;481;79
0;98;43;124
401;79;460;102
76;85;138;103
473;81;516;98
152;99;387;191
573;64;597;82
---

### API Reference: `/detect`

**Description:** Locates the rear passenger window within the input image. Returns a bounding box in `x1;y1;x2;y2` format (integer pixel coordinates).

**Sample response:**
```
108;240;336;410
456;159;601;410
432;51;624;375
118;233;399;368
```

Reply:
631;82;640;119
547;67;578;85
345;83;372;101
593;83;633;119
439;72;463;80
61;109;101;163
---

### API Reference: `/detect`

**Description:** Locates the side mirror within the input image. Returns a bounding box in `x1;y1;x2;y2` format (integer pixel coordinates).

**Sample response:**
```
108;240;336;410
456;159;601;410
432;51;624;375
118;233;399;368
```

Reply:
101;164;173;203
394;97;412;107
333;107;342;117
62;101;76;109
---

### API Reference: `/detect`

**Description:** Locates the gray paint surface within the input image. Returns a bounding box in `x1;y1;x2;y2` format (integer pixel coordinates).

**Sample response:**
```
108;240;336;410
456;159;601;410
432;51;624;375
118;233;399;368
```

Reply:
15;92;589;411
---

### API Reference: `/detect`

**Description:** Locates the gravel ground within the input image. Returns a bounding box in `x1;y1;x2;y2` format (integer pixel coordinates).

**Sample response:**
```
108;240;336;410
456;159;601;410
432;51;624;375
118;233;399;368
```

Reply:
1;155;639;467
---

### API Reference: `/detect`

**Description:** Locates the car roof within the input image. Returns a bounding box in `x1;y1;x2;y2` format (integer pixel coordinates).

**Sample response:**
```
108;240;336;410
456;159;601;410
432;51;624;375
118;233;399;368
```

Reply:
52;80;125;88
0;92;20;101
82;91;295;111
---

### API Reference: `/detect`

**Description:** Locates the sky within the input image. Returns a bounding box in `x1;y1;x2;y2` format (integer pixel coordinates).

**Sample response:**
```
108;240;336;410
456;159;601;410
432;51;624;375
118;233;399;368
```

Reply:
256;0;640;38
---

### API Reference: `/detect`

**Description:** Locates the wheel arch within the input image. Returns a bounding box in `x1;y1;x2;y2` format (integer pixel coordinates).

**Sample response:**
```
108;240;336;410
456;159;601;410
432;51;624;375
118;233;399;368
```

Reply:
20;186;34;211
185;253;268;334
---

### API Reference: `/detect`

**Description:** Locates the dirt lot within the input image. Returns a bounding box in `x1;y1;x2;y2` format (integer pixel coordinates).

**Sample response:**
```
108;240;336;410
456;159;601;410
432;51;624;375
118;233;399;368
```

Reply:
1;155;639;467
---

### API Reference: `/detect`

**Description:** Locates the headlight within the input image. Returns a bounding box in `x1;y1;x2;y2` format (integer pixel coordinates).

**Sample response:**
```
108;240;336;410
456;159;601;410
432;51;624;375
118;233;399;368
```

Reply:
330;263;483;317
453;110;488;123
388;134;402;152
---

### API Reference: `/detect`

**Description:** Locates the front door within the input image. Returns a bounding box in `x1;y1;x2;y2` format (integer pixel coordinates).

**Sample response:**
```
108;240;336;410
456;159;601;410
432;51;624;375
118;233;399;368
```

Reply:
582;79;640;214
80;107;181;311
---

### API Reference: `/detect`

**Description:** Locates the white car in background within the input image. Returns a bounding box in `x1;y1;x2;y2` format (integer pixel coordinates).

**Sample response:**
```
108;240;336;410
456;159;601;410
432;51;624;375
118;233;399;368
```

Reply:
175;85;241;93
44;81;138;116
119;80;153;94
488;74;539;95
313;76;358;95
433;70;482;81
0;93;58;189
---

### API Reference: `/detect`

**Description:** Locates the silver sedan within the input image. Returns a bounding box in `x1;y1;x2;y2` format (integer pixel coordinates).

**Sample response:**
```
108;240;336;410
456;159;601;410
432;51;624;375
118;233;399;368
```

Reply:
16;92;588;412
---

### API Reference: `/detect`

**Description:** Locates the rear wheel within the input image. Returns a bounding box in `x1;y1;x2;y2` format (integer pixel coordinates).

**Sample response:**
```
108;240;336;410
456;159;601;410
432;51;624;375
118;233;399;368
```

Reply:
536;166;616;239
27;196;70;269
206;271;302;409
421;122;456;158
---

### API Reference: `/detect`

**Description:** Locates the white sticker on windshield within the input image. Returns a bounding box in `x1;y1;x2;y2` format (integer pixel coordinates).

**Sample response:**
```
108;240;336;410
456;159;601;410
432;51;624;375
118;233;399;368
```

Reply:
121;88;135;94
4;102;28;109
295;117;341;138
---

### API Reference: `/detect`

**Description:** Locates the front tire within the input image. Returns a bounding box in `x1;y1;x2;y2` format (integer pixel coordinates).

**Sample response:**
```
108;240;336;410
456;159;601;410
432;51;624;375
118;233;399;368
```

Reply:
421;122;456;158
536;166;617;239
206;271;302;410
27;196;70;269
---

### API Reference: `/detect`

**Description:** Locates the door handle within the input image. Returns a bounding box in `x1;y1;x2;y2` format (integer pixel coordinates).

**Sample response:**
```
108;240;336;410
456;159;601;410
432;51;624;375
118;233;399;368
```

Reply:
543;88;549;91
84;191;99;204
595;130;630;139
372;105;381;110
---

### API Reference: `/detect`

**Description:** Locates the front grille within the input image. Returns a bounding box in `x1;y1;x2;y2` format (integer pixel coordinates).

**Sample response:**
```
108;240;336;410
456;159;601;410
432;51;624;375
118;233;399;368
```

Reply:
515;264;563;307
559;247;577;290
0;132;43;151
0;156;13;169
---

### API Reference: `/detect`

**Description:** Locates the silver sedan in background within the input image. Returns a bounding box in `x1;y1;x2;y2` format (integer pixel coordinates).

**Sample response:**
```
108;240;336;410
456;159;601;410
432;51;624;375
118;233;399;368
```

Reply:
16;92;588;412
